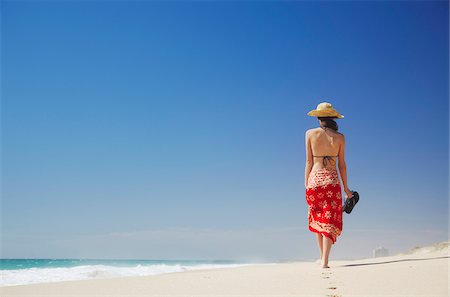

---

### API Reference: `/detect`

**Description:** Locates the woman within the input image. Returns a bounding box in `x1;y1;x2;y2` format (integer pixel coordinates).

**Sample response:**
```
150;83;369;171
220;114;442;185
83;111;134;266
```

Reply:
305;102;352;269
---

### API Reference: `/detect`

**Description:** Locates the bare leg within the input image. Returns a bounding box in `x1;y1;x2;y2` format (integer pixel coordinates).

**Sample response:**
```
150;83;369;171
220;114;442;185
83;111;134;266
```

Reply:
315;232;323;261
322;235;332;268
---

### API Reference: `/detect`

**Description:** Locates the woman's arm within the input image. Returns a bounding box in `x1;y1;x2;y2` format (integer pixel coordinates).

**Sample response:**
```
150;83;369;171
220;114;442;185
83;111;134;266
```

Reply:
338;134;349;190
305;131;313;187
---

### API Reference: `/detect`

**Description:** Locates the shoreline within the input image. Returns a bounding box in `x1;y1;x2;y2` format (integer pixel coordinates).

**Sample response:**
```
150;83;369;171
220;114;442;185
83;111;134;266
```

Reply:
0;259;258;288
1;250;448;296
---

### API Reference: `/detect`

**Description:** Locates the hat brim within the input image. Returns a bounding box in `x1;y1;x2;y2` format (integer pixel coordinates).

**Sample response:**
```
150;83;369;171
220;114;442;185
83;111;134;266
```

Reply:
307;110;344;118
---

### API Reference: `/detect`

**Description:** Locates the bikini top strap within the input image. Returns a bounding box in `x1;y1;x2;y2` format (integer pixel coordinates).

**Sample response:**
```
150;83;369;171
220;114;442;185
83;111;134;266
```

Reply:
312;155;337;167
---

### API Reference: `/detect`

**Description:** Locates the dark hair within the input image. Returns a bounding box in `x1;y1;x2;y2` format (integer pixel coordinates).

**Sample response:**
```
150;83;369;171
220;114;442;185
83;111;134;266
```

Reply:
318;117;339;132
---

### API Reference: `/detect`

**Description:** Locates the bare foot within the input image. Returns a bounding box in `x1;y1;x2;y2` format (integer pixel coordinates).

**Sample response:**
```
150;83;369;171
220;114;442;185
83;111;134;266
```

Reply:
322;263;330;268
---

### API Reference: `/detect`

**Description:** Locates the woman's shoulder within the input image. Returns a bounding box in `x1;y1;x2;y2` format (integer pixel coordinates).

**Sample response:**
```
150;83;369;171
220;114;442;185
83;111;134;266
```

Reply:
305;128;319;136
306;127;344;136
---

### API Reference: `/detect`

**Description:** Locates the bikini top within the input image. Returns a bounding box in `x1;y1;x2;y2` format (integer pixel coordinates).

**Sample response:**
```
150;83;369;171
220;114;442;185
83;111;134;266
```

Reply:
312;155;338;167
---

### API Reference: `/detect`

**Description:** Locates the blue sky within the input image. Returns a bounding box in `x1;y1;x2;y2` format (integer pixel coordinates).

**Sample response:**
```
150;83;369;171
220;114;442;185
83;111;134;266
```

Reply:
2;0;448;261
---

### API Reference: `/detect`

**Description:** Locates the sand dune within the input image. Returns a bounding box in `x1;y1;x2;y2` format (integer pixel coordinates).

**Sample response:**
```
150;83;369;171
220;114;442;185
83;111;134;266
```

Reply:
397;240;450;255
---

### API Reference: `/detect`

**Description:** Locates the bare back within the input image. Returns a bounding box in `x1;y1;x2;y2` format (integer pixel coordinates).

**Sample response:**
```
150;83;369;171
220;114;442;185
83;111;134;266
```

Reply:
306;127;344;171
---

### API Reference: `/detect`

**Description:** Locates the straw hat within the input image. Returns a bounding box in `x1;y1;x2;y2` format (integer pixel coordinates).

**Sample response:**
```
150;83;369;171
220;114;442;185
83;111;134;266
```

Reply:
307;102;344;118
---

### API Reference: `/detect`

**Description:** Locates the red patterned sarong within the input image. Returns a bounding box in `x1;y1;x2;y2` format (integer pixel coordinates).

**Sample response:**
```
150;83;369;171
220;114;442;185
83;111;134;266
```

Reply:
305;168;343;244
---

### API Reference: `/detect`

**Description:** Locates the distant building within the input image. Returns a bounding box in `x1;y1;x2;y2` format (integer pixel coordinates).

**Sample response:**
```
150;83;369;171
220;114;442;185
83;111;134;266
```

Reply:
373;247;389;258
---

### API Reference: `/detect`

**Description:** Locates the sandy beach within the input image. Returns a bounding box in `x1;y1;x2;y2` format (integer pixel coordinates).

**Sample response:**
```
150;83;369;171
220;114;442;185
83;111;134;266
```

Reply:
1;245;448;297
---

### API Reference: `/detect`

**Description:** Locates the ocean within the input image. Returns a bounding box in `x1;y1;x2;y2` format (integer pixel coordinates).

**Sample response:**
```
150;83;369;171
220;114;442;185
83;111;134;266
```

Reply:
0;258;252;287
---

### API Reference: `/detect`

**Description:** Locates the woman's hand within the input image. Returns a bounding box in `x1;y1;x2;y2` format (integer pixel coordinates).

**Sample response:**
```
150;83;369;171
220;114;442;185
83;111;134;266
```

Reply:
344;187;353;199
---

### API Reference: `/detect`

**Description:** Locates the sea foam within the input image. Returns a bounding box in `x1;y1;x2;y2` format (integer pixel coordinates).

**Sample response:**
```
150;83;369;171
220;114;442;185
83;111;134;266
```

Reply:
0;263;249;287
